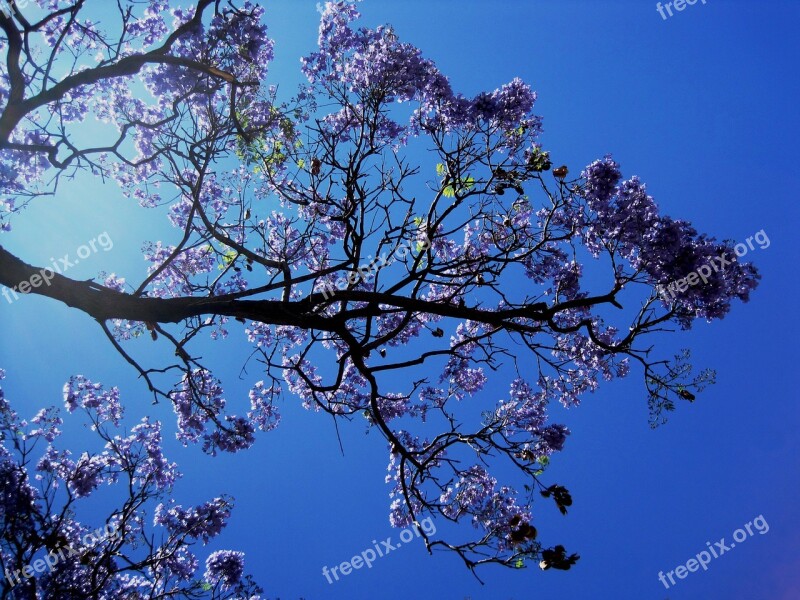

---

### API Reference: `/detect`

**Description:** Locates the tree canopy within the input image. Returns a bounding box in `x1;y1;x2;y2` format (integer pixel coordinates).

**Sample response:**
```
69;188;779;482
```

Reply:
0;1;760;597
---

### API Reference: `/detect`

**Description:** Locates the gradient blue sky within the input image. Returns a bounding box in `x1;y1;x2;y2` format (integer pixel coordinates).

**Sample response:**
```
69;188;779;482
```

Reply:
1;1;799;599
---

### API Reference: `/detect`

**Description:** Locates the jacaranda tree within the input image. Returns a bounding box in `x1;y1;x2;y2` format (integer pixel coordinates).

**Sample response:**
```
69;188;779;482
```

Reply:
0;0;760;596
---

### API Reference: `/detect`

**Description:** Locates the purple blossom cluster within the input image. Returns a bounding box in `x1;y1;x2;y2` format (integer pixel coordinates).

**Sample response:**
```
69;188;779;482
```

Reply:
204;550;246;587
170;369;267;455
144;243;217;299
579;156;760;326
64;375;124;426
386;432;436;528
494;379;548;434
248;381;282;432
155;497;232;544
115;418;180;490
438;465;531;552
300;1;540;144
0;369;258;596
441;322;488;398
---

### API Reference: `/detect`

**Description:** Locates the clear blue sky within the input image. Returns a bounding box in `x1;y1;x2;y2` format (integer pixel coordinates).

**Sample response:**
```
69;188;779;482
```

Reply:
1;1;798;599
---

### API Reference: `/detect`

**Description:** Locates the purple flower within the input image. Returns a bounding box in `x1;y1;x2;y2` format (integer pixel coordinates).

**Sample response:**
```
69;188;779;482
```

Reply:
69;453;106;498
63;376;124;426
248;381;281;432
536;424;570;454
155;497;233;543
204;550;245;587
581;155;621;208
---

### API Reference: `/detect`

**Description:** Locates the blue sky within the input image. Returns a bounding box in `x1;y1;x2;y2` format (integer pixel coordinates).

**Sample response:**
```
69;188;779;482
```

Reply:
1;1;799;599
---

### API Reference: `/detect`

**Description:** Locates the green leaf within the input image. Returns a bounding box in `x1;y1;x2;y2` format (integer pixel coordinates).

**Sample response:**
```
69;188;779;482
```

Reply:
515;557;525;569
219;250;238;270
436;163;446;177
441;175;473;197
